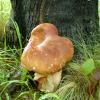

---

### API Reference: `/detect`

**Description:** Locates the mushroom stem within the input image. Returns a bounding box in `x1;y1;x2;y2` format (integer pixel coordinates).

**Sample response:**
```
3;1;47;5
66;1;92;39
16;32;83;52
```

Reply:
34;70;62;92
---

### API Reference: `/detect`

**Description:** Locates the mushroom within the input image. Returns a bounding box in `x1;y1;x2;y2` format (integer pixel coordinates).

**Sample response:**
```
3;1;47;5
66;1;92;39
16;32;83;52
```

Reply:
21;23;74;92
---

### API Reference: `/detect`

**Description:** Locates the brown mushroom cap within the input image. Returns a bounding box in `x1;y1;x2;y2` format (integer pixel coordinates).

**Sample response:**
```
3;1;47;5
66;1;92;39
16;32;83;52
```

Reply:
21;23;74;74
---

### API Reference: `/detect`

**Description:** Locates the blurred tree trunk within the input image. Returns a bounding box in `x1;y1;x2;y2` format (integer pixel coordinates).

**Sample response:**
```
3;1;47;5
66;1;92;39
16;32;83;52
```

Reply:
6;0;98;45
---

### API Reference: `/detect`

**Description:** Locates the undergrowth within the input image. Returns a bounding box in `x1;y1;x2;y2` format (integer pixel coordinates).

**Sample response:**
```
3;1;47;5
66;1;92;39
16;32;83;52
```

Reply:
0;22;99;99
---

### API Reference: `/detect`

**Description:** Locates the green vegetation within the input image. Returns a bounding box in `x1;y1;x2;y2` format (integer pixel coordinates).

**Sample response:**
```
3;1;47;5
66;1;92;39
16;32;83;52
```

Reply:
0;0;100;100
0;0;11;37
0;37;99;99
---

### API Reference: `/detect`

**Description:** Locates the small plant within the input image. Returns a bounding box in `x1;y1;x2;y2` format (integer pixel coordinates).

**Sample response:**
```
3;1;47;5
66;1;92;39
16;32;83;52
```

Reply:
0;0;11;36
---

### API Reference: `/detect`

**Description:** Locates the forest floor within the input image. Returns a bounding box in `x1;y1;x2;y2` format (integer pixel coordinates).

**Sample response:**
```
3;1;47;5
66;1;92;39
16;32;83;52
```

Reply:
0;0;100;100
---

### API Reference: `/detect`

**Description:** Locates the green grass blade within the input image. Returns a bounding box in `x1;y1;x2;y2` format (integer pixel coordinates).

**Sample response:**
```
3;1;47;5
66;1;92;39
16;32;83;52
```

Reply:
15;91;29;100
5;93;10;100
21;68;28;81
11;19;22;50
38;93;60;100
0;80;29;95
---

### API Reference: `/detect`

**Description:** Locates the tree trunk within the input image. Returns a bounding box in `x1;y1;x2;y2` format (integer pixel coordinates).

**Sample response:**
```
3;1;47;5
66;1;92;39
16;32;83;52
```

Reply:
6;0;98;45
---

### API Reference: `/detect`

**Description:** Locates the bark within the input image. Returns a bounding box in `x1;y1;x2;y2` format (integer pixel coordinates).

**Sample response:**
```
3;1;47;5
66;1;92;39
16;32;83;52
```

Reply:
6;0;98;45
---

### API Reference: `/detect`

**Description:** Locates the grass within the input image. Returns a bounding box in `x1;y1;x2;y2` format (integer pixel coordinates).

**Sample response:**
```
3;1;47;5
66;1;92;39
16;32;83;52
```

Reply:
0;0;100;100
0;24;99;100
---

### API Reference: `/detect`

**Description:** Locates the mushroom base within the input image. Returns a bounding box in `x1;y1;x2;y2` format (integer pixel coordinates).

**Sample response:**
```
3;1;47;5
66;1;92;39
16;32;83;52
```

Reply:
34;70;62;92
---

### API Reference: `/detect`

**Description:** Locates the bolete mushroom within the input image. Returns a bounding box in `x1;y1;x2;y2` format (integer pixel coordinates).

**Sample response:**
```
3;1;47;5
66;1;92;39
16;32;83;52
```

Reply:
21;23;74;92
